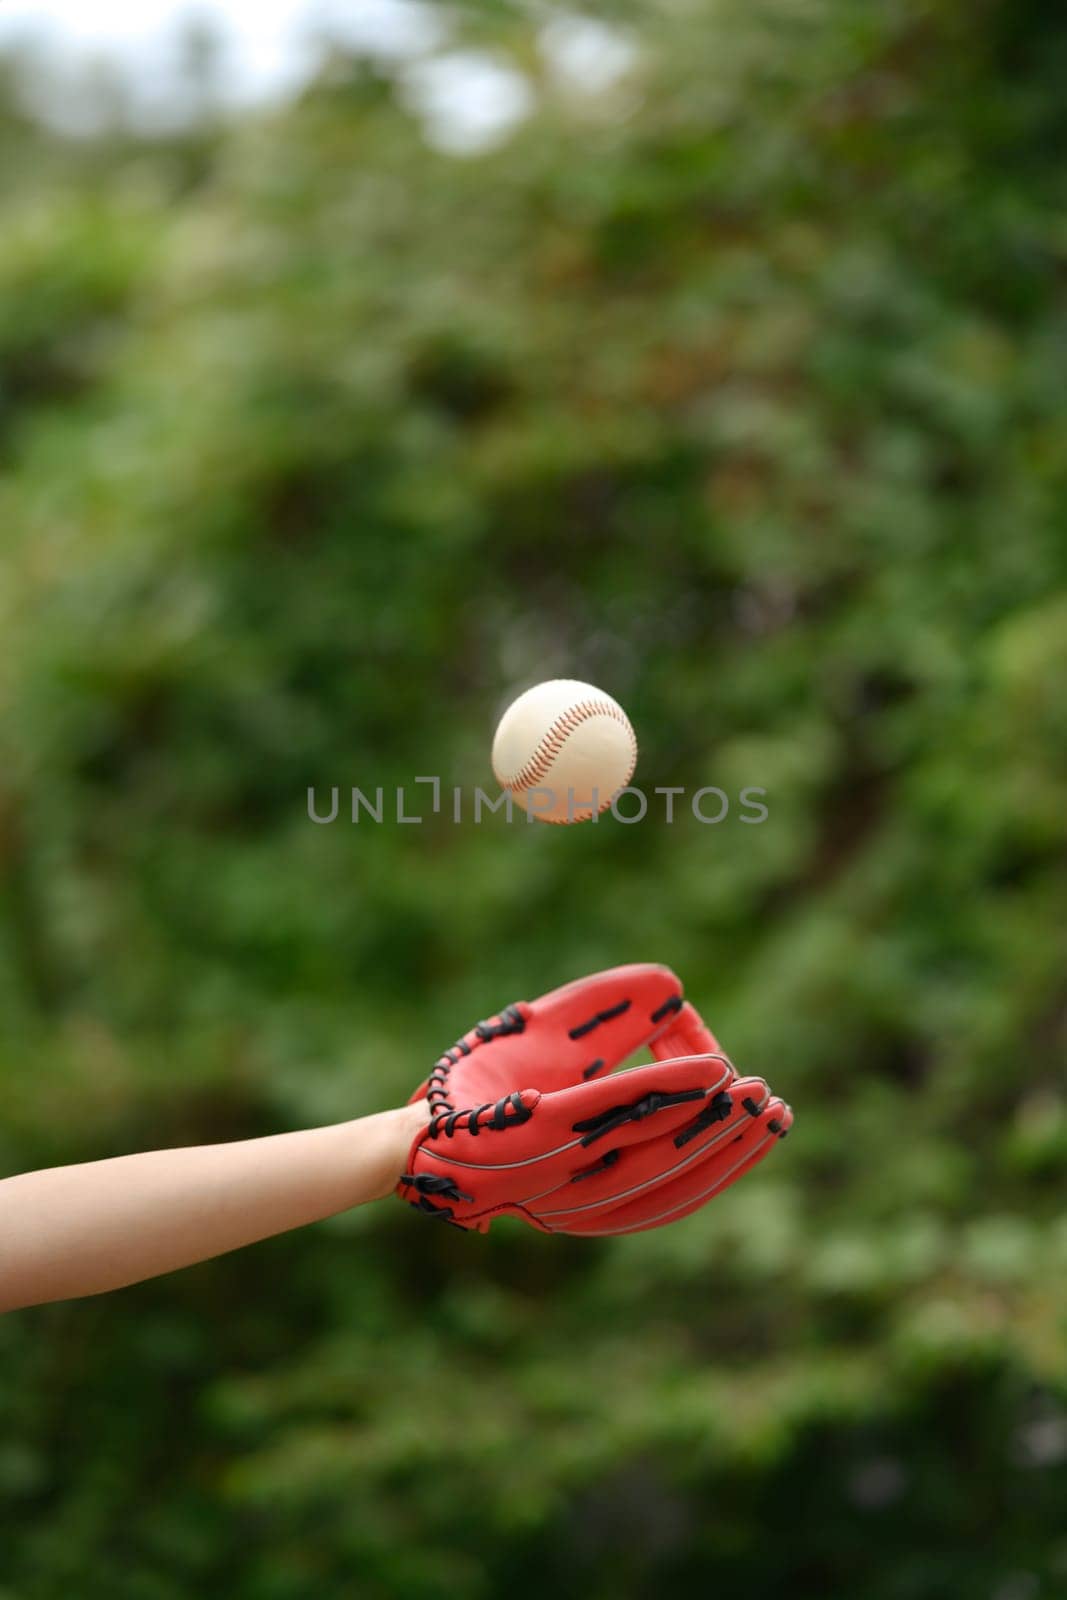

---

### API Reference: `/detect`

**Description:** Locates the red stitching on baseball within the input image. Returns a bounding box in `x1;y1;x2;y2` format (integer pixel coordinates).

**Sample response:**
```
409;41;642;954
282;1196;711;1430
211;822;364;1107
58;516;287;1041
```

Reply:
495;698;637;798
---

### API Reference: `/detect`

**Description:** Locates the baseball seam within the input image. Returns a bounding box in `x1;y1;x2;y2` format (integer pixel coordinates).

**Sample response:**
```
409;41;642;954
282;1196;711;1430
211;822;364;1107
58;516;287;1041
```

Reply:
495;698;637;800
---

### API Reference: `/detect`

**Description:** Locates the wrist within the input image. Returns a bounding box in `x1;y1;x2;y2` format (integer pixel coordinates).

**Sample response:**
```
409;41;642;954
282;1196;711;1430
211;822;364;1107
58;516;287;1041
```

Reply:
373;1098;429;1201
399;1097;431;1152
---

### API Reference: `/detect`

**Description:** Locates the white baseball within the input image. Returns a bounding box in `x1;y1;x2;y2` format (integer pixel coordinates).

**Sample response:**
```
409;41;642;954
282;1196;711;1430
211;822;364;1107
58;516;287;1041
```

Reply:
491;679;638;824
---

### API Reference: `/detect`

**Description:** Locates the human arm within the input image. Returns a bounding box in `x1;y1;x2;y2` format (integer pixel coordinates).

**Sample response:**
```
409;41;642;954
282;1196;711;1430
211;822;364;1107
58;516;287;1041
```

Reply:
0;1099;429;1312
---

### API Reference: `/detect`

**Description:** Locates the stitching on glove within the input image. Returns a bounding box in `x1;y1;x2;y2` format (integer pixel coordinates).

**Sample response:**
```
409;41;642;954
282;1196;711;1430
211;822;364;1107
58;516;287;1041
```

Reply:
427;1003;525;1116
411;1126;584;1173
576;1130;779;1236
567;999;632;1040
673;1089;734;1148
522;1062;736;1217
399;1172;475;1203
570;1148;621;1183
533;1093;748;1219
475;1007;526;1042
650;994;684;1024
428;1090;533;1140
581;1058;606;1080
407;1196;466;1226
571;1086;706;1146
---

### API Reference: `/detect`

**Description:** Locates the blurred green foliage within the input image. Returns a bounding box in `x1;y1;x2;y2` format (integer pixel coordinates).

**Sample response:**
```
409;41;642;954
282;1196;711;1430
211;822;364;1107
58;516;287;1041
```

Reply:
1;1;1065;1595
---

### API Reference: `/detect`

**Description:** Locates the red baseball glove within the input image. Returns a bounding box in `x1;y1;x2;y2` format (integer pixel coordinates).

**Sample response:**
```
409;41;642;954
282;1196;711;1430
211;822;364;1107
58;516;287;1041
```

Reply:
397;964;792;1235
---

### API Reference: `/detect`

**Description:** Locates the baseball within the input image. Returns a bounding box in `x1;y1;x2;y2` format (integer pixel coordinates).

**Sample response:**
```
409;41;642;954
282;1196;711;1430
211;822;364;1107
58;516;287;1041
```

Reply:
491;679;638;823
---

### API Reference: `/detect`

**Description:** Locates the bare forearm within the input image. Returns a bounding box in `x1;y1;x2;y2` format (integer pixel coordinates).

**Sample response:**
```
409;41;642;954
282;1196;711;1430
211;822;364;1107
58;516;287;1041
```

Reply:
0;1101;428;1312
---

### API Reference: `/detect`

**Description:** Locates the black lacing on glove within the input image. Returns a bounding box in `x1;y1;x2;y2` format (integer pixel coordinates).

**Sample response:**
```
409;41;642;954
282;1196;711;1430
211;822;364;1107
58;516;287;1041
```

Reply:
400;1172;474;1203
570;1148;621;1183
673;1089;734;1148
567;999;631;1040
426;1004;526;1117
398;1171;475;1225
571;1087;706;1147
428;1089;533;1140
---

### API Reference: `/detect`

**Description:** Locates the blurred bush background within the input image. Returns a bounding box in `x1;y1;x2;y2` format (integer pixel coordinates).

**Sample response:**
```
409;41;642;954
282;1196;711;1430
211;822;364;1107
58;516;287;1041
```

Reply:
1;1;1065;1595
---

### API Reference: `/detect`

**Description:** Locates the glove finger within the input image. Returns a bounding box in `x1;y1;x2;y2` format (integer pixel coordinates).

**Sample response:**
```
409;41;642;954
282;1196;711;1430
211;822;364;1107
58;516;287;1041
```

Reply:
524;963;689;1085
521;1075;769;1223
545;1050;736;1154
412;1052;734;1215
552;1091;793;1236
419;965;689;1107
647;999;721;1061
